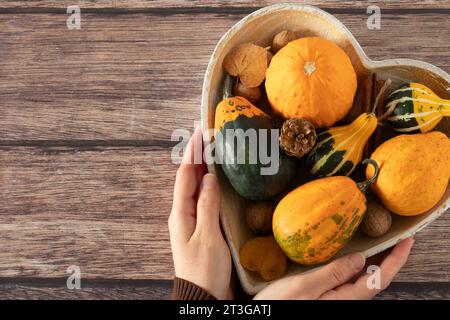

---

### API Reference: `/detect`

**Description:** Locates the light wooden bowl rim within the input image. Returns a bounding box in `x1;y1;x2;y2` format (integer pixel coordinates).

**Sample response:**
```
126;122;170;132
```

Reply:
200;3;450;295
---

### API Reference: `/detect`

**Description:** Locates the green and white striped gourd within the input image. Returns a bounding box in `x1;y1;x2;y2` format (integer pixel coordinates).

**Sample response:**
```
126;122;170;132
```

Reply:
383;83;450;133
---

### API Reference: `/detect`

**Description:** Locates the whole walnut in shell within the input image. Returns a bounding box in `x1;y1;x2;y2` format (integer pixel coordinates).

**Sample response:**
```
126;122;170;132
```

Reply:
361;202;392;238
234;81;261;103
272;30;298;53
245;201;275;235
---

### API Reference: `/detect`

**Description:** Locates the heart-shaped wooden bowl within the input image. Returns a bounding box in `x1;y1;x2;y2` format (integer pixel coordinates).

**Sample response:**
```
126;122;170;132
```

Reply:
200;4;450;295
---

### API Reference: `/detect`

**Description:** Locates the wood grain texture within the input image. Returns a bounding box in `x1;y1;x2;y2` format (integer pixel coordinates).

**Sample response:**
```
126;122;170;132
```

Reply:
1;1;449;10
0;12;449;141
375;282;450;300
0;280;172;300
396;217;450;282
0;146;448;280
0;0;449;297
0;146;177;279
0;280;448;300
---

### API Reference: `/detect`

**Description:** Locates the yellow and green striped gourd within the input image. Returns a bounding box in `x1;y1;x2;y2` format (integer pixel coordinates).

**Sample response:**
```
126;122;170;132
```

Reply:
384;82;450;133
307;113;377;177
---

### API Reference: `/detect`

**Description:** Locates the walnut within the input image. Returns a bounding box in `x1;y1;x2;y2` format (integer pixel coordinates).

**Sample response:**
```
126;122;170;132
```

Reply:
245;201;275;235
234;81;261;103
272;30;298;53
279;118;316;158
361;202;392;238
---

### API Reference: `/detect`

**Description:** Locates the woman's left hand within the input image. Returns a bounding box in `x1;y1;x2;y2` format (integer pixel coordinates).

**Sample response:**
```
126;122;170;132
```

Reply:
169;128;233;300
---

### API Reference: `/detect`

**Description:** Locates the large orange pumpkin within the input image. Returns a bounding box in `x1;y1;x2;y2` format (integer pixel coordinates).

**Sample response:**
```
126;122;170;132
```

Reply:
273;176;367;265
273;159;379;265
265;37;357;128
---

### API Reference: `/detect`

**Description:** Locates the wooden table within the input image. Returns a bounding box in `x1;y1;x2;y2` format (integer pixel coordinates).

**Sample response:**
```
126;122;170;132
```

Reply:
0;0;449;300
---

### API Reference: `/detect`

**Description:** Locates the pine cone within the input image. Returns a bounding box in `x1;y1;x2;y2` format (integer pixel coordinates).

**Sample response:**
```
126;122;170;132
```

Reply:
280;118;317;158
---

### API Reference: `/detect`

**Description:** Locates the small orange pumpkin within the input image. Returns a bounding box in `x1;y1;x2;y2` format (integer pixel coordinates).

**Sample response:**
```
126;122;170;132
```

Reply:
265;37;357;128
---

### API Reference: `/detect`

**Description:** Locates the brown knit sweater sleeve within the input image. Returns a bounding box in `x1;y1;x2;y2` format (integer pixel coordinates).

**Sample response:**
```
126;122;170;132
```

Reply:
172;277;217;300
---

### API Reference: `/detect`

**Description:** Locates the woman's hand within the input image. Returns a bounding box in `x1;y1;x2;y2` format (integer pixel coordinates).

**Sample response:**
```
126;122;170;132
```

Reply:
169;128;233;300
255;237;414;300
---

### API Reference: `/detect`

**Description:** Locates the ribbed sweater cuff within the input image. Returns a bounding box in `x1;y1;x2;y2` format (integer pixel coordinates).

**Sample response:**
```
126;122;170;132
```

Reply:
172;277;217;300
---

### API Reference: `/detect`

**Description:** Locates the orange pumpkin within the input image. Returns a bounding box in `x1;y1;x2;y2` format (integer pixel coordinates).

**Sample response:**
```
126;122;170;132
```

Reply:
265;37;357;128
273;177;365;265
273;160;379;265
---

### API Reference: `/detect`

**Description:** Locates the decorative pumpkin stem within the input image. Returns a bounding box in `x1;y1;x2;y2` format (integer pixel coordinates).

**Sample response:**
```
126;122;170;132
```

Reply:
357;159;379;193
223;74;235;99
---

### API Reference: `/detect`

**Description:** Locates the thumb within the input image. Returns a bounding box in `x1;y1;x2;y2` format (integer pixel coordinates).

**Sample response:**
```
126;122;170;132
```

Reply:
195;173;221;234
302;252;366;298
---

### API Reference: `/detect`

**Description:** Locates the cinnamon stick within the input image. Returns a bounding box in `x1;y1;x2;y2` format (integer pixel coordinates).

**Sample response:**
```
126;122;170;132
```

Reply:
362;72;375;160
370;78;389;154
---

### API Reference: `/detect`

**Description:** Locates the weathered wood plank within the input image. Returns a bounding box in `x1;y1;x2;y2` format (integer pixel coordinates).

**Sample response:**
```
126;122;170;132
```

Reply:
0;280;448;300
396;219;450;282
375;282;450;300
1;1;449;10
0;12;448;141
0;146;449;280
0;146;177;279
0;280;172;300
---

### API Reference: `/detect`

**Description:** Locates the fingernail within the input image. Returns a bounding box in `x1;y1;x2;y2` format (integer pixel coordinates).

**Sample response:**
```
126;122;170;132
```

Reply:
195;125;204;138
349;253;366;270
202;173;217;190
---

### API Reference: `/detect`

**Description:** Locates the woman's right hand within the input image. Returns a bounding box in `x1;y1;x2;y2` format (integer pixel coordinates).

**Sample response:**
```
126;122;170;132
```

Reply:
255;237;414;300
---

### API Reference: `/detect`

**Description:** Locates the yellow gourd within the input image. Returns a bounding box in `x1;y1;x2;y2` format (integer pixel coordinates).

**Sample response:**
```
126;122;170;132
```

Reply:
307;113;378;177
366;131;450;216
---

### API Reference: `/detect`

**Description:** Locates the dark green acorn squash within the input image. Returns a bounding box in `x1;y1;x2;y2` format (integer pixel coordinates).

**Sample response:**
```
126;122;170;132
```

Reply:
214;76;296;200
